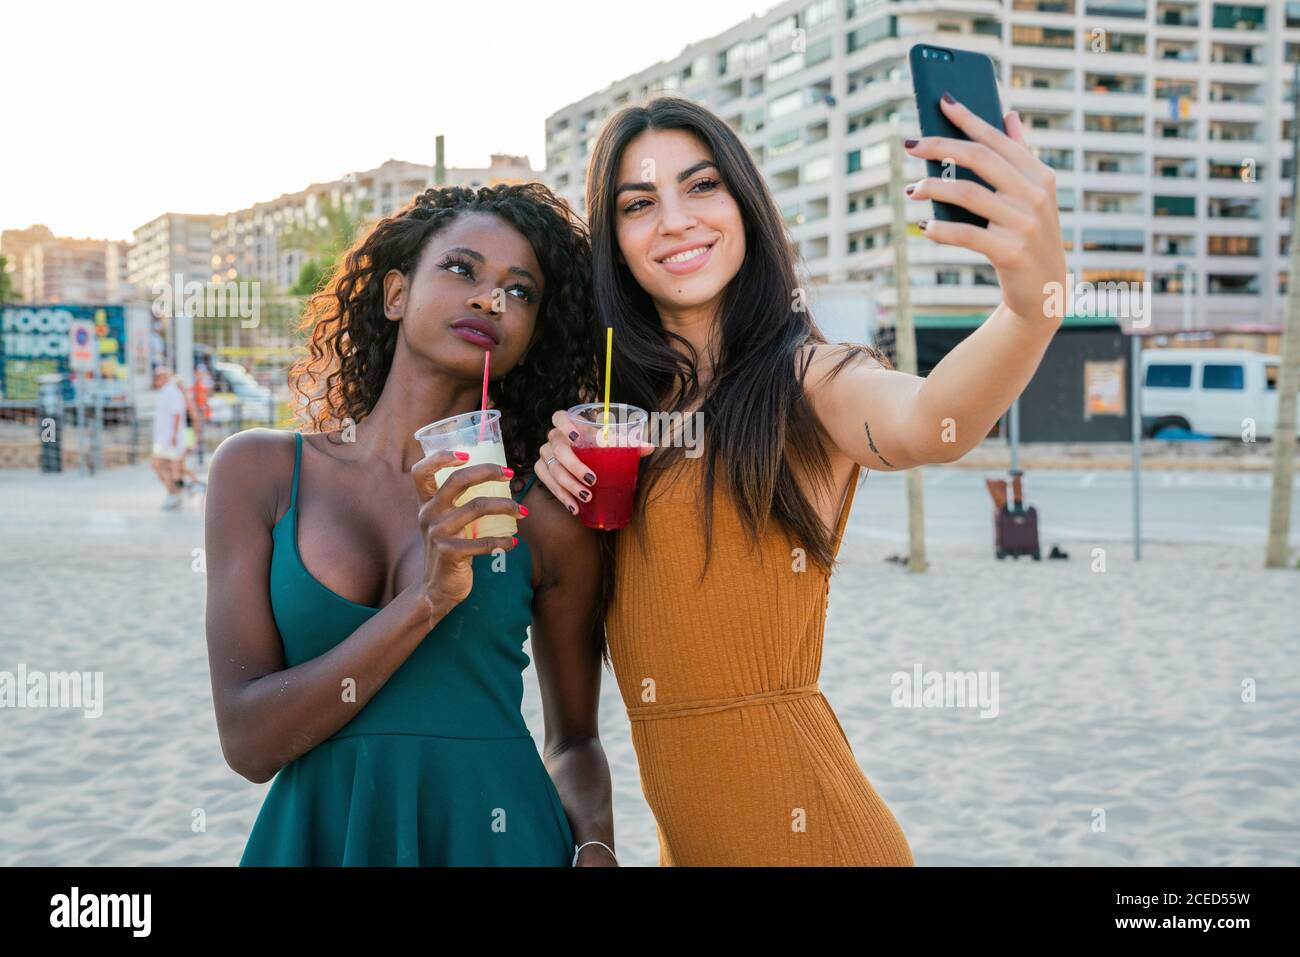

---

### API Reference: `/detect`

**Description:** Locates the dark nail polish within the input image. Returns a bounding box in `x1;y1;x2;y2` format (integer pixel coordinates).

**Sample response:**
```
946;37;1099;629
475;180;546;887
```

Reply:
579;489;591;501
568;504;578;514
918;219;929;231
941;91;956;104
584;473;596;486
904;138;918;149
569;431;579;441
905;184;915;196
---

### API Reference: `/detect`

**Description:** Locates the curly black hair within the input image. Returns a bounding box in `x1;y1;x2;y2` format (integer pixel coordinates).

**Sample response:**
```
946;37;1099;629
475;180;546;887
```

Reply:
289;183;601;472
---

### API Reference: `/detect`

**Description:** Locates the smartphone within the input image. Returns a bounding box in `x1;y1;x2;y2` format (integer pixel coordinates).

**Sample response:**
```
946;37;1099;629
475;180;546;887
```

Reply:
908;43;1005;228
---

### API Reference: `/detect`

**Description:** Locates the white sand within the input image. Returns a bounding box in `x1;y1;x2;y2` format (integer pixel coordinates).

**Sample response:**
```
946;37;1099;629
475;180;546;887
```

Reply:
1;461;1296;865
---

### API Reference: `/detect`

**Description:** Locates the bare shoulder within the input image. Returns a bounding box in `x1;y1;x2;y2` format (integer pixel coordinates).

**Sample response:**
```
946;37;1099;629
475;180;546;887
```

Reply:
207;428;298;527
519;477;600;591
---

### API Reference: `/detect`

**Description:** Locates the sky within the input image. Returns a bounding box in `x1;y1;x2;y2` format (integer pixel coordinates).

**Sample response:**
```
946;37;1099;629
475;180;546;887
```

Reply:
2;0;775;241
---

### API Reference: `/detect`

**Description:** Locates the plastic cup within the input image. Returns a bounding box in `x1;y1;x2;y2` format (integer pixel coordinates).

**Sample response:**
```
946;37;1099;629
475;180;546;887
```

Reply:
567;402;648;531
414;409;516;539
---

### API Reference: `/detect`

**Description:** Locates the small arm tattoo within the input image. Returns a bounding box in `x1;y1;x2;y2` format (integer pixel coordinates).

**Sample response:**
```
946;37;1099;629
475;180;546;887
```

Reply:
864;420;893;468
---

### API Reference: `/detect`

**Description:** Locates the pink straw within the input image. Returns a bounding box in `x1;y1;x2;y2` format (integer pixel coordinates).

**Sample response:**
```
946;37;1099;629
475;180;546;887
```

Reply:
478;351;490;441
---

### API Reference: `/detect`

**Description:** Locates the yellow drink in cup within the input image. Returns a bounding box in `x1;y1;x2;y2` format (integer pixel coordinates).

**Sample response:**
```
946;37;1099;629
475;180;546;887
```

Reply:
414;409;517;539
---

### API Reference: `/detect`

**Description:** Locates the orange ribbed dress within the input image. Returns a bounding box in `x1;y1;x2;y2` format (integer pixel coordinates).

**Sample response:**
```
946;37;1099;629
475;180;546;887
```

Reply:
607;454;914;866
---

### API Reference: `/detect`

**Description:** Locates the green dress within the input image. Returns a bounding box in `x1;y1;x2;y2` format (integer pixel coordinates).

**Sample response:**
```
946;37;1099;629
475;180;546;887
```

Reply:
239;432;575;866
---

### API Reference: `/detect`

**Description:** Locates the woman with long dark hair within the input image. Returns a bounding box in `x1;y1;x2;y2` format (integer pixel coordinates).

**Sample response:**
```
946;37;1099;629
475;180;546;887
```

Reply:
534;95;1067;865
204;184;617;866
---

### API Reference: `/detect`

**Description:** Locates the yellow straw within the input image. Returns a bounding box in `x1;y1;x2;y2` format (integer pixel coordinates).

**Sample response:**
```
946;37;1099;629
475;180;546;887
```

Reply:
601;326;613;445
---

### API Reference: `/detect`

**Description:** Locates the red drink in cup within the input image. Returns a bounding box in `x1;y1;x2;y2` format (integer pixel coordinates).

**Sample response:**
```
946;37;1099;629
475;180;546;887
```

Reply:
567;402;649;531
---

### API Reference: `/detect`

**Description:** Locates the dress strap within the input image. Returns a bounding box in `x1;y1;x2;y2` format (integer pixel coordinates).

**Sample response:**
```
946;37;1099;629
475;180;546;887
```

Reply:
832;462;862;555
289;431;303;509
513;473;538;503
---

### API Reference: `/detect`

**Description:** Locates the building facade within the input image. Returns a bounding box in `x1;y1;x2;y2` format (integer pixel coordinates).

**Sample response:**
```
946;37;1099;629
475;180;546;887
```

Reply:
127;213;217;300
206;154;536;292
0;224;130;304
544;0;1300;334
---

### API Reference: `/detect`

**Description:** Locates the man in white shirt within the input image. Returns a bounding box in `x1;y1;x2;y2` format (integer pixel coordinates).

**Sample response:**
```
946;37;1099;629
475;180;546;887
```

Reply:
151;367;188;510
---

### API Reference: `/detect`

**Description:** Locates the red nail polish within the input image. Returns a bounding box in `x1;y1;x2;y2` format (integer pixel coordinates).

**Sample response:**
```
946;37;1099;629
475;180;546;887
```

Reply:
519;505;528;516
904;138;919;148
502;467;514;477
511;536;518;546
453;451;470;461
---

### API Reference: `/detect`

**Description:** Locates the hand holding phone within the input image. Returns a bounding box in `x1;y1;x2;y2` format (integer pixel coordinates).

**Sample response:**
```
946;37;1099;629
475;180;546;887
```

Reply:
908;43;1005;227
902;43;1067;326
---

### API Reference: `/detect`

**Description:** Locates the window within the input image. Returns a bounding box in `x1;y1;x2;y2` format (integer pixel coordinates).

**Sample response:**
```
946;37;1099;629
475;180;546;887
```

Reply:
1083;229;1144;252
1202;364;1245;390
805;0;836;26
1212;4;1265;30
770;90;804;118
804;156;832;182
768;53;803;82
1087;0;1145;16
1013;25;1074;48
770;127;802;155
805;36;833;67
1154;195;1196;216
1146;364;1192;388
847;15;896;52
847;149;862;174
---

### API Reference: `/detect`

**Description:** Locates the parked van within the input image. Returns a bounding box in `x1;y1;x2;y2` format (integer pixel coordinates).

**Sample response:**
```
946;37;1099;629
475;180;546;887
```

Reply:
1141;348;1298;439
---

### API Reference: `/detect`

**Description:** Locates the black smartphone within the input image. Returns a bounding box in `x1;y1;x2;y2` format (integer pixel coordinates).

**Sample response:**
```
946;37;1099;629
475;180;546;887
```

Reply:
908;43;1005;228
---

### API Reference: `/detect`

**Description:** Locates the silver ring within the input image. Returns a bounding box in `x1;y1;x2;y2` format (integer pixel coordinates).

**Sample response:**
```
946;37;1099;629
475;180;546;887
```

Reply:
545;455;557;467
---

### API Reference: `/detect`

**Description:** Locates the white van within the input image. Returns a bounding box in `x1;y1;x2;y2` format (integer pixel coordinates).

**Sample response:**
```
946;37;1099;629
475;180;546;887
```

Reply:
1141;348;1298;440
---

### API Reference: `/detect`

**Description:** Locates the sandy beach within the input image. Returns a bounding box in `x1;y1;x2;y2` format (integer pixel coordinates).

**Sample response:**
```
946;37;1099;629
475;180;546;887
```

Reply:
1;459;1297;866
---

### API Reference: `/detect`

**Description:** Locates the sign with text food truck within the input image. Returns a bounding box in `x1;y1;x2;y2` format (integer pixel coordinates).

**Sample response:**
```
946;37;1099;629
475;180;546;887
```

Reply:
0;304;131;405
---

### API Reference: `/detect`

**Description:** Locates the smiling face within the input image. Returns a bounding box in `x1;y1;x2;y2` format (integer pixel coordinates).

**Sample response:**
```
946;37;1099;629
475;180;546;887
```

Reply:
612;128;745;320
384;212;543;380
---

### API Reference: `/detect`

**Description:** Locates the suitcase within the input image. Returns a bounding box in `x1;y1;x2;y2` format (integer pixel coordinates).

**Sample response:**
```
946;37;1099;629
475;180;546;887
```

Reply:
991;469;1041;561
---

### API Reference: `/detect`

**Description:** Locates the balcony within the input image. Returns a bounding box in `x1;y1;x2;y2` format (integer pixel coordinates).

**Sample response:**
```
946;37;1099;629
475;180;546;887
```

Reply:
1210;43;1264;66
1156;1;1199;26
1153;157;1196;178
1156;40;1198;62
1208;121;1260;143
1209;83;1263;104
1153;234;1196;256
1207;198;1260;219
1084;152;1144;175
1085;74;1146;96
1083;192;1143;214
1154;119;1197;140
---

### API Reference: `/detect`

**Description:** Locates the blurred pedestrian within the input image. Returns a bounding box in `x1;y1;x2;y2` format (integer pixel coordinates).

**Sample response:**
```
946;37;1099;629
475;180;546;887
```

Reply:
150;366;187;510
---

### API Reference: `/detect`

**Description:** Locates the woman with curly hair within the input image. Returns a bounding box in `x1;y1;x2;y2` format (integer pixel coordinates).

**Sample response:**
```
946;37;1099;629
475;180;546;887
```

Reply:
203;183;616;866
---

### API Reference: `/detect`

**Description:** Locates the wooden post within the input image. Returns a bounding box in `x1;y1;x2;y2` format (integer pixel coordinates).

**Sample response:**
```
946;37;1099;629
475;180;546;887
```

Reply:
1265;64;1300;568
890;127;928;573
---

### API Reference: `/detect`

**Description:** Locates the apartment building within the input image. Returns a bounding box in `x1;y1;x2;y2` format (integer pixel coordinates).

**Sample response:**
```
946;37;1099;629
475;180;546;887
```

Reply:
544;0;1300;334
127;213;217;297
207;154;536;291
0;224;130;304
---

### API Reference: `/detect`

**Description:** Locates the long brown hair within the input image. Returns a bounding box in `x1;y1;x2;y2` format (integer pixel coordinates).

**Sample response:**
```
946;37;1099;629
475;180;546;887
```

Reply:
585;96;891;575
